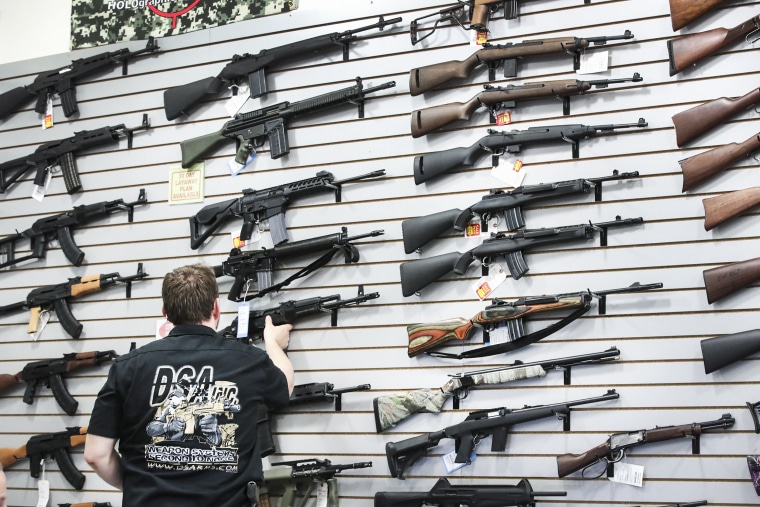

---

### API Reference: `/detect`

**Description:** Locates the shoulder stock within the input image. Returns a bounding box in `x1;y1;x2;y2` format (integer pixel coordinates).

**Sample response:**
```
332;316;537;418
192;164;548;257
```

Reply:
673;89;760;147
0;86;35;121
556;441;611;477
407;317;475;357
704;257;760;304
703;187;760;231
411;97;482;137
669;0;730;31
0;444;27;468
701;329;760;373
409;52;482;96
180;128;229;169
164;77;224;121
680;133;760;191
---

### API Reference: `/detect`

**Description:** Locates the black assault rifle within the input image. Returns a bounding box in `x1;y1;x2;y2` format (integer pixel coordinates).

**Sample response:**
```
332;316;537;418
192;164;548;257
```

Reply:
386;389;620;478
164;16;400;120
400;216;643;297
403;171;640;253
413;118;647;184
213;229;384;301
189;169;385;249
0;189;147;269
0;38;159;121
0;114;150;195
180;77;395;167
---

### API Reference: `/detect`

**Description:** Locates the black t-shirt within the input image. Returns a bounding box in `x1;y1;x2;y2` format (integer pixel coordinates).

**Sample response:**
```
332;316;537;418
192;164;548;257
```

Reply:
88;325;290;507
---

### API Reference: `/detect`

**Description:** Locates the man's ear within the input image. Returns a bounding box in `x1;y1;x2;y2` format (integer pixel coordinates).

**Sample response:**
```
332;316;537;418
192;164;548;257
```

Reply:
161;306;167;318
212;298;221;320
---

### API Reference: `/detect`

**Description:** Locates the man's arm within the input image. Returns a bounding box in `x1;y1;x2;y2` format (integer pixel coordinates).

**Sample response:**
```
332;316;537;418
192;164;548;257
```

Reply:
0;462;6;507
84;434;123;490
263;315;295;394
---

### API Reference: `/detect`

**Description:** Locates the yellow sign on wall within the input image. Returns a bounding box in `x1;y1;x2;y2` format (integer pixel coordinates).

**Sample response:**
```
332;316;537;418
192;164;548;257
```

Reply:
169;163;204;205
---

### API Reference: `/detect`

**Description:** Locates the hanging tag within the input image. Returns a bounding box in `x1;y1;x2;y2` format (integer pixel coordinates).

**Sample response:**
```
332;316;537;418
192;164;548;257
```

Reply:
31;168;54;202
475;30;489;46
442;448;476;473
227;151;256;176
36;459;50;507
577;50;609;74
225;83;250;117
231;225;262;250
156;319;175;339
473;263;507;301
315;481;329;507
237;301;250;340
488;322;510;344
495;111;512;126
492;158;525;188
42;95;54;129
608;462;644;487
464;217;482;239
29;310;51;341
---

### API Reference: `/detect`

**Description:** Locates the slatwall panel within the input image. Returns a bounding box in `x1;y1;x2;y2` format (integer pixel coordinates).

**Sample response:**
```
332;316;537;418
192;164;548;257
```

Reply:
1;0;759;505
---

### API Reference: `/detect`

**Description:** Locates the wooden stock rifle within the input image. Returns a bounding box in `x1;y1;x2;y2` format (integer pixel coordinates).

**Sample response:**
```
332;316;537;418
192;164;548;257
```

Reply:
703;187;760;230
679;132;760;191
669;0;732;31
704;256;760;304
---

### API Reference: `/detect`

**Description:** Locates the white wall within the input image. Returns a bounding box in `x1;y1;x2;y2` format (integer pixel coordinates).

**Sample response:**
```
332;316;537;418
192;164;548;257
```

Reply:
0;0;72;65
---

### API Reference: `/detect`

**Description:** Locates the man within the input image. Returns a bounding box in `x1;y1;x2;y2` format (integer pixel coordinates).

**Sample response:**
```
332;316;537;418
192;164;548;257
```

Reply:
85;263;294;507
0;462;6;507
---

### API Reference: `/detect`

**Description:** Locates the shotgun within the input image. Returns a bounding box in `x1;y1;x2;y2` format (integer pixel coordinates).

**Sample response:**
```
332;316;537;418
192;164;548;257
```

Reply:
703;187;760;230
680;132;760;191
703;257;760;304
701;330;760;373
672;86;760;147
669;0;732;31
668;14;760;75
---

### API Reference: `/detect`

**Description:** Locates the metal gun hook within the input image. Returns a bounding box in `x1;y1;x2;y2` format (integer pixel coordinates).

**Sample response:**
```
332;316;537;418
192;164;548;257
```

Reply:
747;26;760;45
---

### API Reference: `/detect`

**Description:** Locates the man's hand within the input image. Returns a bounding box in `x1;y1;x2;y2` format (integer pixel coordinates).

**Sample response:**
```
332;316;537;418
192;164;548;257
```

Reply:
263;315;292;350
167;417;186;435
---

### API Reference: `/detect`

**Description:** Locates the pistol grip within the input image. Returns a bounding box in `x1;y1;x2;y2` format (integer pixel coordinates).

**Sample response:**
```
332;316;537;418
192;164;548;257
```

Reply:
28;306;42;334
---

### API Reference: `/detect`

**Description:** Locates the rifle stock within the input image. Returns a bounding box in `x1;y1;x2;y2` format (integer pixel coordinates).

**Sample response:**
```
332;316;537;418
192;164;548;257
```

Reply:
701;329;760;373
556;441;611;478
669;0;731;30
680;133;760;191
180;128;229;168
704;257;760;304
673;87;760;147
703;187;760;230
668;15;760;75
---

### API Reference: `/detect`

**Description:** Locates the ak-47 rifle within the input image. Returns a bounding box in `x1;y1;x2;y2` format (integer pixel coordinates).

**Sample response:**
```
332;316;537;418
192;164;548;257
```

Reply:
386;390;619;478
701;330;760;373
374;347;620;431
668;14;760;75
412;119;647;184
556;413;735;477
0;350;117;415
406;283;661;358
680;132;760;191
218;286;380;341
180;77;395;168
702;187;760;231
672;86;760;147
669;0;734;31
402;171;640;253
213;228;384;301
0;38;159;121
0;426;88;489
409;30;633;95
400;216;644;297
703;257;760;304
0;188;147;269
0;114;150;195
412;74;642;137
164;16;400;120
189;169;385;249
0;263;148;339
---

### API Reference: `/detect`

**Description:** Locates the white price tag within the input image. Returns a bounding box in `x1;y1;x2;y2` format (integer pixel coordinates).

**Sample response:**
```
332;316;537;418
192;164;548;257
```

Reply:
316;481;329;507
237;301;250;339
31;168;53;202
608;462;644;487
442;448;476;473
29;310;51;341
577;50;610;74
491;158;526;187
42;95;54;129
225;83;250;117
472;263;507;301
36;460;49;507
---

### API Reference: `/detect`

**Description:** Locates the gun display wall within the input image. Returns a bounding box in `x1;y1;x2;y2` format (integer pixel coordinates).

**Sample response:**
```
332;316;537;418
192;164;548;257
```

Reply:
1;0;759;505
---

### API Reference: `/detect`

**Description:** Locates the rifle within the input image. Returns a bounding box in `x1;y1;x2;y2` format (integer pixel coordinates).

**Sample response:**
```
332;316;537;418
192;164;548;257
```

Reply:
669;0;731;31
402;170;639;253
180;77;396;168
556;413;735;477
703;187;760;231
680;132;760;191
189;169;385;249
386;389;619;478
259;458;372;507
703;256;760;304
413;119;648;184
164;16;401;120
0;188;147;269
406;283;660;358
701;329;760;373
0;350;117;415
667;15;760;75
375;477;566;507
399;216;644;297
0;38;159;121
213;228;384;301
410;0;592;44
411;74;642;136
374;346;620;431
0;426;88;489
0;113;151;195
0;263;148;339
409;30;633;95
218;286;380;341
672;86;760;147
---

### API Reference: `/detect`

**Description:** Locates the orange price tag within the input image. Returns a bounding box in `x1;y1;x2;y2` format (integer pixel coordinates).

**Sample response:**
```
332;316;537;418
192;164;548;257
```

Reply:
476;281;492;300
496;111;512;126
476;31;488;45
465;222;481;237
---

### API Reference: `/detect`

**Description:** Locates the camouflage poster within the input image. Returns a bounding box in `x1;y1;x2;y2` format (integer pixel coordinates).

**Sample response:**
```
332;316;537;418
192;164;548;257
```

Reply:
71;0;298;49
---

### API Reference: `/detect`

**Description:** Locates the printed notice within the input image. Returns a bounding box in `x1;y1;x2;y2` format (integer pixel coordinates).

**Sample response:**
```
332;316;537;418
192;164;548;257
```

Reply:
169;163;204;205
